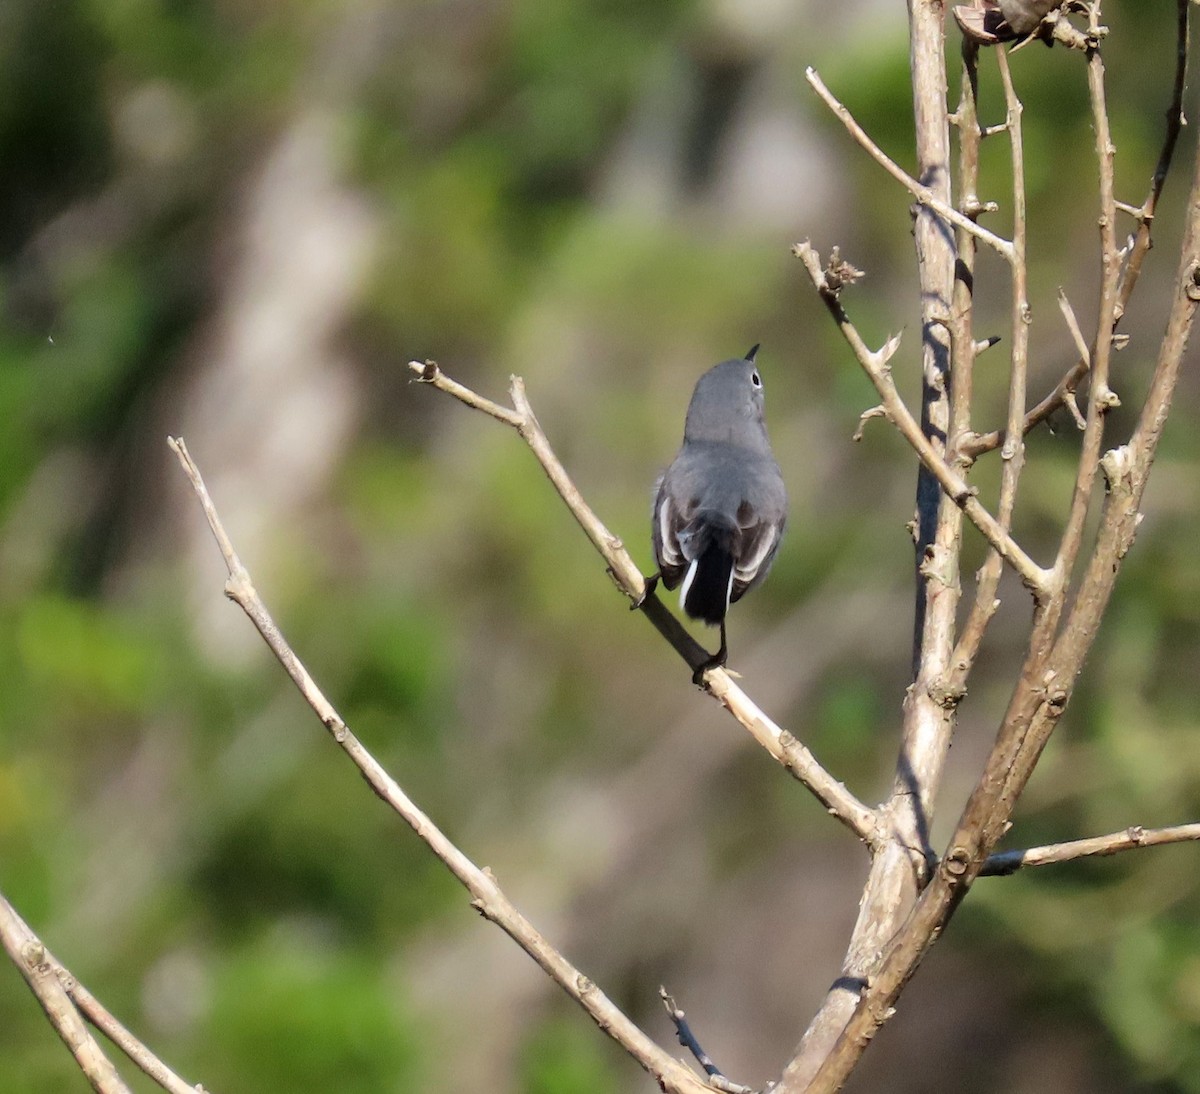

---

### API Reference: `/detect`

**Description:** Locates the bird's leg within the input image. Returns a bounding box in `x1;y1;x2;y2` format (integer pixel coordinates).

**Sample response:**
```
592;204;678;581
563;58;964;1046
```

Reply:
631;570;661;610
691;620;729;685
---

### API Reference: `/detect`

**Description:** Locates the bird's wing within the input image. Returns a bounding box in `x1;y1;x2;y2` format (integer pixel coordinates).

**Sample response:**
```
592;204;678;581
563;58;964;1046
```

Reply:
730;518;784;601
652;478;689;589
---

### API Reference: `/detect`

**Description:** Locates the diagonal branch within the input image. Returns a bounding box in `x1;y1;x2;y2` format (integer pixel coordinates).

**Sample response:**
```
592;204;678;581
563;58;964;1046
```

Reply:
945;43;1033;700
405;361;879;845
0;894;202;1094
0;894;132;1094
168;436;714;1094
805;67;1013;259
793;241;1051;599
1047;4;1124;621
660;988;755;1094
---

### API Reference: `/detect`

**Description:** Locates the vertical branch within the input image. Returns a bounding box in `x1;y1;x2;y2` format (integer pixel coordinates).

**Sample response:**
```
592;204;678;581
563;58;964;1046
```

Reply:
948;44;1032;693
947;41;983;468
891;0;961;873
944;43;992;697
992;45;1030;560
777;2;960;1088
1048;8;1122;624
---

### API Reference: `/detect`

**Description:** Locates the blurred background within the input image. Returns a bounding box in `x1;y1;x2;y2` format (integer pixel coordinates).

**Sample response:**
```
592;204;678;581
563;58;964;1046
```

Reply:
2;0;1199;1091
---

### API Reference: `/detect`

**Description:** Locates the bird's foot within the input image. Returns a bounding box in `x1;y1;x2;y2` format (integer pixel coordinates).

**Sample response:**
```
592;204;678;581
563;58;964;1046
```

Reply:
691;647;728;687
631;572;660;610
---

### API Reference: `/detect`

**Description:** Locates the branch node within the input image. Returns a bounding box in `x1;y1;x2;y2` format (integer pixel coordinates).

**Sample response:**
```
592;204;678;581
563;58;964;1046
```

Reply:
961;196;999;219
853;405;888;442
944;848;971;877
1044;687;1069;713
21;939;45;968
1064;392;1087;431
877;332;904;366
1100;445;1134;490
1186;261;1200;301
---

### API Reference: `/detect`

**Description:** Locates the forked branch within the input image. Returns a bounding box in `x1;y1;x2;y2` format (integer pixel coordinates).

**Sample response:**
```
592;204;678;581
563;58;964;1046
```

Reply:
0;893;204;1094
405;361;879;845
168;437;714;1094
962;0;1190;460
792;241;1050;599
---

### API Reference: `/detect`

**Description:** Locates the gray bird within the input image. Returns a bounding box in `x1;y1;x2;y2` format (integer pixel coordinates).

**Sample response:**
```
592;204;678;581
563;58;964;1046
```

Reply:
651;346;788;680
954;0;1063;44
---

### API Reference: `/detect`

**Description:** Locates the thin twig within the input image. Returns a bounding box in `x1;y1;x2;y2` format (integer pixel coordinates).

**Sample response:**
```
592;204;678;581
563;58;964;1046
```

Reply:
1113;0;1190;326
805;67;1013;260
793;242;1050;599
406;361;879;845
52;966;205;1094
167;437;713;1094
980;822;1200;876
0;895;132;1094
660;988;755;1094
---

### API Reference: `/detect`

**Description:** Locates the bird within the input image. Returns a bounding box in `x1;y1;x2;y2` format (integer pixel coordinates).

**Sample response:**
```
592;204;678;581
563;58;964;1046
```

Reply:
650;345;788;682
953;0;1063;45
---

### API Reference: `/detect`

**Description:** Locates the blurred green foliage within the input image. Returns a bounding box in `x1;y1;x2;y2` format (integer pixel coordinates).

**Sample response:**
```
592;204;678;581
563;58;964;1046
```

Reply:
1;1;1198;1091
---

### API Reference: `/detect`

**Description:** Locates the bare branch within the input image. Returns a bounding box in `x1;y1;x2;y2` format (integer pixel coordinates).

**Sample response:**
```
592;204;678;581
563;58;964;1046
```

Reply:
1057;289;1091;367
805;67;1013;259
793;241;1051;599
1114;0;1190;325
1047;3;1124;616
0;894;132;1094
403;363;879;845
981;823;1200;875
963;0;1190;460
945;43;1033;700
411;359;523;427
780;9;968;1087
46;959;205;1094
801;46;1200;1091
851;404;887;442
167;437;713;1094
702;671;877;841
660;989;755;1094
934;40;989;710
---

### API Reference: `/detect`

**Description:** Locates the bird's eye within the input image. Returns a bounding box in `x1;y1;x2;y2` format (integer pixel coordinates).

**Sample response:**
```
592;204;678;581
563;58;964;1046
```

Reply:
751;372;762;388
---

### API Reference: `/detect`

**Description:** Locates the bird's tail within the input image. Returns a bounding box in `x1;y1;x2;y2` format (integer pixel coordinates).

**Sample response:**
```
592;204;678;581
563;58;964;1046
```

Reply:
678;512;737;626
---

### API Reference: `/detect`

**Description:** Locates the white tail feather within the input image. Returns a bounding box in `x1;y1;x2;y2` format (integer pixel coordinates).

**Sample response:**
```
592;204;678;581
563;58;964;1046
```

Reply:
678;558;699;614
